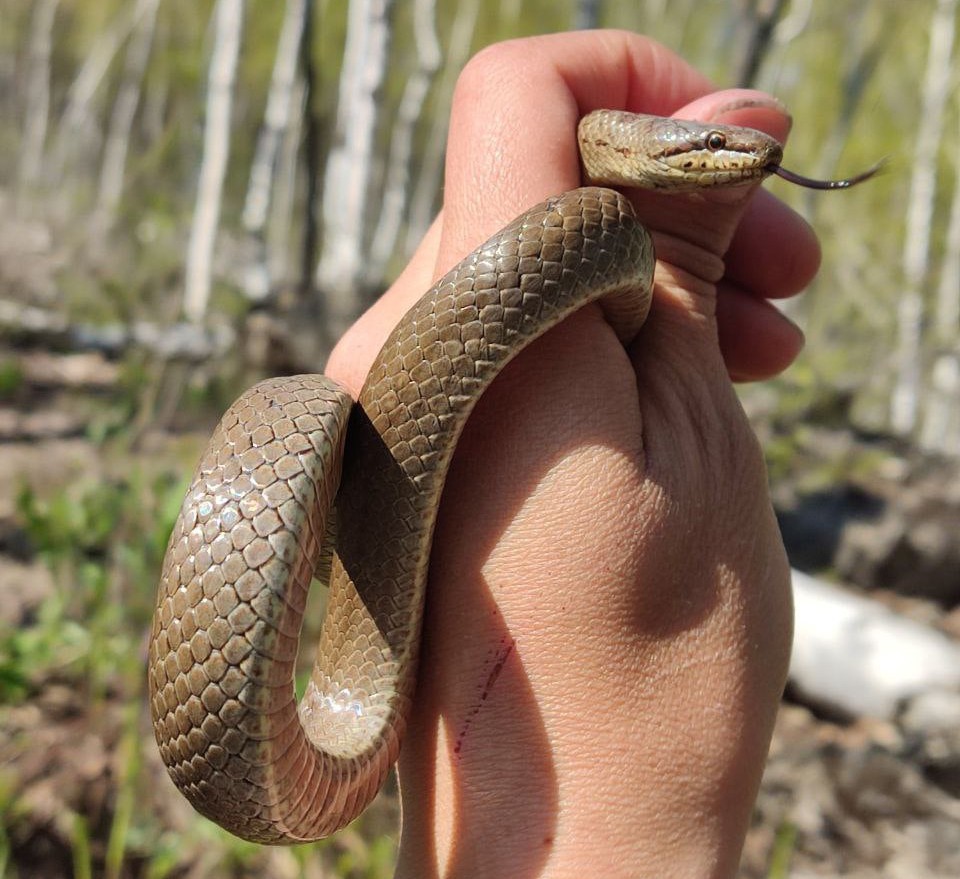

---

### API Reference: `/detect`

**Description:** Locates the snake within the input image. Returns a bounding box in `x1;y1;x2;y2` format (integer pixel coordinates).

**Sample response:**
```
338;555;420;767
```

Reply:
148;109;877;843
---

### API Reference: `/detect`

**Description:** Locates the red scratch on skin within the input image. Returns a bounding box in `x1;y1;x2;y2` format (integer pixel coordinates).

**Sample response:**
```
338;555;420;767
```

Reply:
453;637;515;757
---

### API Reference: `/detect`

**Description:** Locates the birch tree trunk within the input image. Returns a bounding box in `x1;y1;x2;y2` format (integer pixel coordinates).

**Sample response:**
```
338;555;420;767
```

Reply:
820;5;882;171
934;100;960;343
572;0;602;29
315;0;396;337
734;0;789;87
241;0;306;236
141;11;170;145
18;0;60;196
919;98;960;455
919;355;960;453
770;0;813;47
183;0;244;324
267;78;305;292
49;7;141;184
365;0;440;285
794;3;881;223
239;0;307;302
404;0;480;255
890;0;956;435
92;0;161;235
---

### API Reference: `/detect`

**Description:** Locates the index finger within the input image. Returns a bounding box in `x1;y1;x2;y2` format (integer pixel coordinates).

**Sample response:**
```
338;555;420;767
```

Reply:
438;30;716;267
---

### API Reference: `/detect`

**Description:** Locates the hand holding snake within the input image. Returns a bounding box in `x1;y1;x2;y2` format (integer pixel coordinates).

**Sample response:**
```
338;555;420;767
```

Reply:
150;31;877;877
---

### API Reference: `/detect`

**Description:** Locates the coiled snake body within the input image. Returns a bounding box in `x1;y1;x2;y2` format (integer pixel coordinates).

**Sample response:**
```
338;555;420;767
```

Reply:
149;110;873;843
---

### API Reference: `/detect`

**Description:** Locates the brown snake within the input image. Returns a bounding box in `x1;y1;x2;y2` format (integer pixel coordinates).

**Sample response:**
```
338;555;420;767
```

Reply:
149;110;877;843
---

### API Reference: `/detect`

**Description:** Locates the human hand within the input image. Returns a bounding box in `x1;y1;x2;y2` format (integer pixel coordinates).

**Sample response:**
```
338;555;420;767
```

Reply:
327;30;808;879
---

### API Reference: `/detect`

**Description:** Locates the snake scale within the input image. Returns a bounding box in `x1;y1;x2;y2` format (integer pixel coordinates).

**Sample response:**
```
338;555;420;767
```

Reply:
148;110;876;843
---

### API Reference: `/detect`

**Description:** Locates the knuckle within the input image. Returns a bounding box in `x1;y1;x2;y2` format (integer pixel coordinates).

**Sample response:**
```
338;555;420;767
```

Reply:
453;39;529;108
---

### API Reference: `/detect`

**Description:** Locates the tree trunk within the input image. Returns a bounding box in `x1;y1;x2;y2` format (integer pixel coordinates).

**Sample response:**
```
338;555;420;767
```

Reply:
796;3;883;220
241;0;307;237
18;0;60;198
298;0;321;301
366;0;440;286
404;0;480;257
920;102;960;456
267;77;305;292
572;0;602;29
919;353;960;454
891;0;956;435
734;0;790;88
141;13;170;144
49;7;142;184
315;0;396;338
182;0;244;324
934;102;960;343
239;0;307;302
92;0;161;237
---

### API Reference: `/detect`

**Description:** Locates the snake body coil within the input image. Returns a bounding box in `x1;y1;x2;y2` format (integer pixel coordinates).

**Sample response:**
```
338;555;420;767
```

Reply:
149;110;873;843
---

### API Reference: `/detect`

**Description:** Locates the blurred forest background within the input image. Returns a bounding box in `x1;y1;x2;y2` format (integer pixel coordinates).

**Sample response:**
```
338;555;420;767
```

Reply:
1;0;958;877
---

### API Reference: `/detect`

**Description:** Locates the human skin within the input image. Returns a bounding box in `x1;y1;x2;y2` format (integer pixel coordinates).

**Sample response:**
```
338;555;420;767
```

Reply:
326;30;810;879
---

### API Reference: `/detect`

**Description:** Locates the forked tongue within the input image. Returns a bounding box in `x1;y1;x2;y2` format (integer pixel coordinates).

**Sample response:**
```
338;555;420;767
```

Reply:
772;159;886;190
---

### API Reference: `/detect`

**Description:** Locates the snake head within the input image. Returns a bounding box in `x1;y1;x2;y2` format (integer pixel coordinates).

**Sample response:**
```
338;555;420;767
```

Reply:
578;110;882;192
578;110;783;191
642;117;784;189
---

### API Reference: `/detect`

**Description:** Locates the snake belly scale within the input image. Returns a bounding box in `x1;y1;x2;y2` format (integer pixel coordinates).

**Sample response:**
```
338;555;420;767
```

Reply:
149;110;868;843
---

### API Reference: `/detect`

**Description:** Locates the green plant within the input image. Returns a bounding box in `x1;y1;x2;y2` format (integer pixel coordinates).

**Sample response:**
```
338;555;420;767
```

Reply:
5;473;185;705
766;820;798;879
0;359;23;400
105;706;141;879
0;594;91;702
71;814;93;879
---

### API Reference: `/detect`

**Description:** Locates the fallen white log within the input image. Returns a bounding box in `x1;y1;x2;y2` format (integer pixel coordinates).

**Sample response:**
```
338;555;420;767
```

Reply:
0;299;234;360
183;0;244;324
790;568;960;720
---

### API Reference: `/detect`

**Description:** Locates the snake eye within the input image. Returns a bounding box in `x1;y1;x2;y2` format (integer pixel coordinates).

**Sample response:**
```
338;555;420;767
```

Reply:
706;131;726;151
